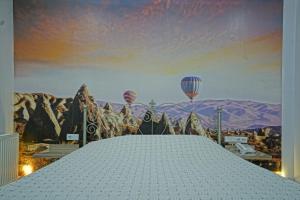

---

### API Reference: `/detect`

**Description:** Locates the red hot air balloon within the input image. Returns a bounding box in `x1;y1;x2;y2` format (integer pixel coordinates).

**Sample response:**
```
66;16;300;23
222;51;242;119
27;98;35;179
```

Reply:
123;90;137;106
181;76;202;102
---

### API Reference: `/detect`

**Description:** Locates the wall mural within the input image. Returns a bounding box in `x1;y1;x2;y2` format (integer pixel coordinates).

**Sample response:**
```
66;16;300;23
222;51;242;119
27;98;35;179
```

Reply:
14;0;283;176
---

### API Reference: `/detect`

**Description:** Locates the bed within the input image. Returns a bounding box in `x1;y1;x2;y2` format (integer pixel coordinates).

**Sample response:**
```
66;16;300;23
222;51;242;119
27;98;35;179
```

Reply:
0;135;300;200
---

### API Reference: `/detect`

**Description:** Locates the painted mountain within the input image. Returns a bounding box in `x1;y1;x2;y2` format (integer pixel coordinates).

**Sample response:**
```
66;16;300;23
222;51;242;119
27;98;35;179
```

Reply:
97;100;281;130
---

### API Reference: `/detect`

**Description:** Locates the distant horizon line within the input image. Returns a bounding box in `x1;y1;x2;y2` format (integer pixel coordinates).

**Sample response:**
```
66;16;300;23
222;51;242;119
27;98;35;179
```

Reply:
14;91;281;105
96;99;281;106
14;91;282;105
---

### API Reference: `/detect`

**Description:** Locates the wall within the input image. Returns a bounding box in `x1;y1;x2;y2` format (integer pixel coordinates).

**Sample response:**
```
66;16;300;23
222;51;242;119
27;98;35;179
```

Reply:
2;0;299;183
282;0;300;181
295;0;300;182
0;0;14;135
0;0;19;186
13;0;283;174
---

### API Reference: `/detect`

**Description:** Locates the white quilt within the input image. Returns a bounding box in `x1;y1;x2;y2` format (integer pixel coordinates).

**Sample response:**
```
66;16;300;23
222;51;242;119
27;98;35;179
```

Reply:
0;135;300;200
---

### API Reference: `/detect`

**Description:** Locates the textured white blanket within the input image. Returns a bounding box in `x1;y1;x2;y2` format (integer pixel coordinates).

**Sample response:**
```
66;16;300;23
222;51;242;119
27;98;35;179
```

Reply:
0;135;299;200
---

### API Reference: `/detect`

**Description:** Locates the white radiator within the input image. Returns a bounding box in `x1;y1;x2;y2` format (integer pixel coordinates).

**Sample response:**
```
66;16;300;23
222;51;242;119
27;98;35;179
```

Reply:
0;133;19;186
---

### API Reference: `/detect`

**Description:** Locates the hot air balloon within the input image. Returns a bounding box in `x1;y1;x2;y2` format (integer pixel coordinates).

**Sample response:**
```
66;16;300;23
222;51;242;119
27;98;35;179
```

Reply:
123;90;137;106
181;76;202;102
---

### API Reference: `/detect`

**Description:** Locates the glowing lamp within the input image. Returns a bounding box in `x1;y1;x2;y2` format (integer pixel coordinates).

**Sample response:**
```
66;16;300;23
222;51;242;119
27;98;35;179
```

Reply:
22;164;33;176
275;171;285;177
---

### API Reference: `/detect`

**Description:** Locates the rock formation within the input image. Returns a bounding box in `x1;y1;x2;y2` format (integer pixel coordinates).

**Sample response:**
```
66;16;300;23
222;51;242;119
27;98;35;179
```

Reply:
14;93;72;143
15;85;142;143
100;103;124;138
184;112;207;136
174;118;185;135
120;105;139;135
157;113;175;135
103;102;113;112
60;84;101;144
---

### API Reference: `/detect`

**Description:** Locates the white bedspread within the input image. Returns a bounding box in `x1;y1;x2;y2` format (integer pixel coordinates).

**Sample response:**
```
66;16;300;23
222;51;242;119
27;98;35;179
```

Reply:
0;135;300;200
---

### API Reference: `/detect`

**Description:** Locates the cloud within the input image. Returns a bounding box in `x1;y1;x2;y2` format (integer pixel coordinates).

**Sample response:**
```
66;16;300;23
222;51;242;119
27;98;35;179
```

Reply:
163;30;282;74
14;0;282;75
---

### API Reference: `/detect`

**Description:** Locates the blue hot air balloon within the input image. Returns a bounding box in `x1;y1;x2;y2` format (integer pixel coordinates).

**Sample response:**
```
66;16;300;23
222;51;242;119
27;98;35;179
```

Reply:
181;76;202;102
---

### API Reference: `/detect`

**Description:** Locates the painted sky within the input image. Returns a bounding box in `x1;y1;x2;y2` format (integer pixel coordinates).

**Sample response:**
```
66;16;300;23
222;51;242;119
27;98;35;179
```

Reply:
14;0;283;104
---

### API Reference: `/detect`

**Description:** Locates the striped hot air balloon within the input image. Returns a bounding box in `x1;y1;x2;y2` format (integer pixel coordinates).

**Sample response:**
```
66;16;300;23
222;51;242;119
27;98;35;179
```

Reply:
181;76;202;102
123;90;137;105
